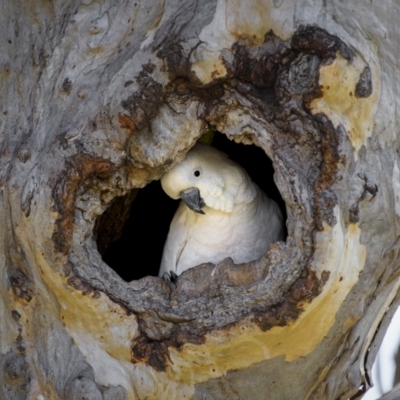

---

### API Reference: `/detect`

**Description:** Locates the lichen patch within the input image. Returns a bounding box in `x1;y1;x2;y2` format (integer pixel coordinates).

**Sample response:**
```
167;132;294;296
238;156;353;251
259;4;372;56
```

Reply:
191;50;228;85
191;0;295;84
310;53;380;158
225;0;295;42
34;251;139;364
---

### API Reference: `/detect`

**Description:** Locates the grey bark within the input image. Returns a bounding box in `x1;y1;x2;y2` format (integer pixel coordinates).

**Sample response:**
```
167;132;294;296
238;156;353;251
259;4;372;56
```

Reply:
0;1;399;399
379;384;400;400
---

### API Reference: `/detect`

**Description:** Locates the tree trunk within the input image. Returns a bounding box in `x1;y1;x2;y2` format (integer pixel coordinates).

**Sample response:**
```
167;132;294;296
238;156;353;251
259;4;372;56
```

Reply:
1;1;399;399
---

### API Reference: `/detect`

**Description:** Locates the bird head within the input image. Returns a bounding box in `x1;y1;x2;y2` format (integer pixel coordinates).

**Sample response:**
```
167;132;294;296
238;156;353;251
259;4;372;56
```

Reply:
161;142;257;214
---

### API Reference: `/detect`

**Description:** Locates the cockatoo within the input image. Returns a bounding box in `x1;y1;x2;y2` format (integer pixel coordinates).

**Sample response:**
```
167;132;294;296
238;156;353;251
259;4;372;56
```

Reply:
159;142;285;278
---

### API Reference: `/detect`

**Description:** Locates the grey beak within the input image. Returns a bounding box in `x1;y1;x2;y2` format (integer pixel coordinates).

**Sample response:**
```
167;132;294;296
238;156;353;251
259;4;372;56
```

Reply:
180;188;206;214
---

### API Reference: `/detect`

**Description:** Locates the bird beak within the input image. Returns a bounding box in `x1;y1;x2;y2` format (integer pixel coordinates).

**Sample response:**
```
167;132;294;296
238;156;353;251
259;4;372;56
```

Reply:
180;188;206;214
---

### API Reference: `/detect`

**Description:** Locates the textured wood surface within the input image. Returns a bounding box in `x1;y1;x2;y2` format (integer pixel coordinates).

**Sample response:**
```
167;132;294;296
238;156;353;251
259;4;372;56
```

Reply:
0;1;399;399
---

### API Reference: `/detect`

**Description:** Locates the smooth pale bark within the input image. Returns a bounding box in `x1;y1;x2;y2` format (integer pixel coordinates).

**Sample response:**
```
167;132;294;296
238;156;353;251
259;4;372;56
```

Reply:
0;1;399;399
379;384;400;400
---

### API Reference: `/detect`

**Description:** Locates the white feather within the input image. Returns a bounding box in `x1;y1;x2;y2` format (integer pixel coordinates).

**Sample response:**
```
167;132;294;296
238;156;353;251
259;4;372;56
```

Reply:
159;142;284;277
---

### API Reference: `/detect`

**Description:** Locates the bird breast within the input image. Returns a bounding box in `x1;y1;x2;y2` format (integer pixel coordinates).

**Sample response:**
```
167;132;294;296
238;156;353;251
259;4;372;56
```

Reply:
173;189;282;275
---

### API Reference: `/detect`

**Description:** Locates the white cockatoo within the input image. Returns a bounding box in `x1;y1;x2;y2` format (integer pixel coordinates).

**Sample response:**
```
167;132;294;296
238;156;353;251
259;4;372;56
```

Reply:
159;142;285;278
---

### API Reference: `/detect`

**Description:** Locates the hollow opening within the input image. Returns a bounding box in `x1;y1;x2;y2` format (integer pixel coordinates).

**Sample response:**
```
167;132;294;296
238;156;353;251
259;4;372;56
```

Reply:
99;133;287;282
99;183;178;281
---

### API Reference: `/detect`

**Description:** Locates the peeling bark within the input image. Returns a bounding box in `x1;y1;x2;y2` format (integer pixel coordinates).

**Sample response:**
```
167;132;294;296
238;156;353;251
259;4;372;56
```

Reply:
0;1;399;399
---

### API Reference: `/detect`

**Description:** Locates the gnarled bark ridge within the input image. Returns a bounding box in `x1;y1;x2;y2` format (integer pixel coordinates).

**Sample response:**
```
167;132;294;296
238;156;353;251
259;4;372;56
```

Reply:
0;1;399;399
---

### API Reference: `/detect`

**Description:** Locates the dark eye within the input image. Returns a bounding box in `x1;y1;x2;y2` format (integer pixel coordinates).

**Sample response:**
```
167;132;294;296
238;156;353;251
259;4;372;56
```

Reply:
194;170;201;177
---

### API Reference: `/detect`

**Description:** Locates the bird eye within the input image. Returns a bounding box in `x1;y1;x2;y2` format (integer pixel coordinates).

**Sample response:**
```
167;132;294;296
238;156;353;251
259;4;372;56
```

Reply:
194;170;201;177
